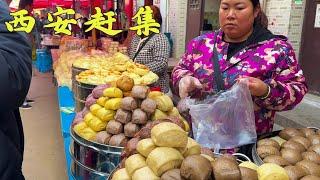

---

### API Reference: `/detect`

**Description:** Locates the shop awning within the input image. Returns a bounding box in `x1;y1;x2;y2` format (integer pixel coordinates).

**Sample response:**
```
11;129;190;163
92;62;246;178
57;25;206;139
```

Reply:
33;0;103;9
9;0;20;11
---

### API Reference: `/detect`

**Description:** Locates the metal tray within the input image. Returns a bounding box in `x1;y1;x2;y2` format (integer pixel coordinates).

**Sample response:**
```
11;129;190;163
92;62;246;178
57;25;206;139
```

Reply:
74;96;85;113
73;80;97;101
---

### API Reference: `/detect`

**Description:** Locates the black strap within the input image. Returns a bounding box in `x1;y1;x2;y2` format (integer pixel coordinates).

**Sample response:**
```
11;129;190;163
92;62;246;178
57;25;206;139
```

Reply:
212;33;225;91
133;33;155;61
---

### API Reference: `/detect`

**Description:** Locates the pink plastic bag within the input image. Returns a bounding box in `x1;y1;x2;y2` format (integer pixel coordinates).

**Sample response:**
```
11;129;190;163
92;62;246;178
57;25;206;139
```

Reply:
187;80;257;152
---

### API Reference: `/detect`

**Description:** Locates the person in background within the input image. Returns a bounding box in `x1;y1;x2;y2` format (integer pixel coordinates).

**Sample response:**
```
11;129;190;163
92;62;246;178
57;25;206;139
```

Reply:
81;17;92;39
20;98;34;109
0;0;32;179
128;5;171;94
42;15;53;35
19;0;35;110
203;19;213;31
117;0;129;43
34;13;43;37
33;13;41;49
172;0;307;151
40;16;45;33
70;16;81;37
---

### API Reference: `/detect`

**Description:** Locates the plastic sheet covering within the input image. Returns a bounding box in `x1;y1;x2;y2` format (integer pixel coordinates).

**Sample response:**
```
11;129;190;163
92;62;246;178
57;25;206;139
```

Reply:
187;80;257;152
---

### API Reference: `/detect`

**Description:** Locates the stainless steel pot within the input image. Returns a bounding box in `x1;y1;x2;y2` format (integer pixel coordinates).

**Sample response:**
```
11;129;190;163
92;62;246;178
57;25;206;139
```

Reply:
74;96;85;113
251;127;320;166
71;66;88;94
71;66;88;83
73;81;97;112
70;151;111;180
74;81;97;101
72;79;78;96
70;128;123;180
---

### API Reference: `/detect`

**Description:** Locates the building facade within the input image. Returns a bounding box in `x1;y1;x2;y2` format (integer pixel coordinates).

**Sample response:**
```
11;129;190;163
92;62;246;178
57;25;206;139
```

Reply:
166;0;306;59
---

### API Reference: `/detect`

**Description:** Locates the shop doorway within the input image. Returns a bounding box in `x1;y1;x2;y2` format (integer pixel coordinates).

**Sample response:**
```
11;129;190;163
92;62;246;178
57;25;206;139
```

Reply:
185;0;220;45
145;0;153;6
185;0;204;45
201;0;219;34
300;0;320;95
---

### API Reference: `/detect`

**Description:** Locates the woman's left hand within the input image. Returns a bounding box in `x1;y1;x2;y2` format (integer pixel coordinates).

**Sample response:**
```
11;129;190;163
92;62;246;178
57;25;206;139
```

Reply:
239;77;269;97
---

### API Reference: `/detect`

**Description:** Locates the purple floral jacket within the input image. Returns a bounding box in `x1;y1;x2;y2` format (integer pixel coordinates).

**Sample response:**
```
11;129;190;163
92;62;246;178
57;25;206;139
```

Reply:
172;30;307;135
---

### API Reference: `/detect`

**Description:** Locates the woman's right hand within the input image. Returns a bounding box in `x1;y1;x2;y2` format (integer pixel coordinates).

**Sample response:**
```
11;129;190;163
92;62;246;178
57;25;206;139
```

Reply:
179;76;202;98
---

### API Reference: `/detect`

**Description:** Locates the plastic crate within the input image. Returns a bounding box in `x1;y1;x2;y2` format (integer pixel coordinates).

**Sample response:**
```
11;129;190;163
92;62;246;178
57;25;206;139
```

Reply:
60;112;75;135
36;49;52;73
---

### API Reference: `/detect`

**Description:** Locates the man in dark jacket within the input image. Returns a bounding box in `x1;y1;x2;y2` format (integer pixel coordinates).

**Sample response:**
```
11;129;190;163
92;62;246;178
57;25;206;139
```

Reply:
0;1;32;179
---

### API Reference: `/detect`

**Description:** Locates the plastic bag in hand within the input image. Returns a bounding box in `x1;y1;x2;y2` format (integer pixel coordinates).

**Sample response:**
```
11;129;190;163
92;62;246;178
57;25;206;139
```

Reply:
187;80;257;152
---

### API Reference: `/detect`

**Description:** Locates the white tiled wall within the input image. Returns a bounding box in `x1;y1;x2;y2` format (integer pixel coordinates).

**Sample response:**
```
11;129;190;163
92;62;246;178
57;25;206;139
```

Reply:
266;0;306;60
266;0;292;36
288;0;306;59
167;0;188;58
166;0;306;59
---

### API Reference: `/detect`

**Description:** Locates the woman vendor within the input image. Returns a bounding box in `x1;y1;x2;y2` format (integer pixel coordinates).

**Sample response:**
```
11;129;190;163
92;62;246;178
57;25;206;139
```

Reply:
172;0;307;136
128;5;171;94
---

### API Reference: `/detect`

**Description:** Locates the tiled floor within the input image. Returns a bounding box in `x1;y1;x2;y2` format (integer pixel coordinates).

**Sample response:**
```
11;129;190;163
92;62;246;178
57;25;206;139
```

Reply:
20;71;68;180
276;93;320;128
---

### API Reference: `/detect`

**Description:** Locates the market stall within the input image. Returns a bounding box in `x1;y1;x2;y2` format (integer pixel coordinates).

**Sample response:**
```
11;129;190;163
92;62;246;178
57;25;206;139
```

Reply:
47;29;319;180
31;0;145;76
50;47;320;180
53;44;179;176
59;48;319;179
50;38;318;179
38;1;320;179
53;44;131;178
44;3;133;179
33;0;104;9
69;87;320;180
